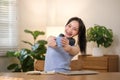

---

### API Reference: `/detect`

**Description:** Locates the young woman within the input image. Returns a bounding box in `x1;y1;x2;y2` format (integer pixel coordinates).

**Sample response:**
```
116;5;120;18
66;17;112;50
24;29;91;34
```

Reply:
44;17;86;72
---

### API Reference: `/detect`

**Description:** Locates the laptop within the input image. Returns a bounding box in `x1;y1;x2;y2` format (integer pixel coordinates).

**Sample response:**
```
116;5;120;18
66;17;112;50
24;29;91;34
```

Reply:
58;70;99;75
26;70;99;75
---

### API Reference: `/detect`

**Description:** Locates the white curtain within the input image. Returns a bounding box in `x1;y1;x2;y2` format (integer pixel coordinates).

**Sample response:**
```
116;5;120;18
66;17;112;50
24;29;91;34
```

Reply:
0;0;18;56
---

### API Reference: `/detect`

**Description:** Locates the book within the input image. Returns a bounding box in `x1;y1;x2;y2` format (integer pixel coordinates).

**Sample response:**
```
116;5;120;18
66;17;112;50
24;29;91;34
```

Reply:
26;71;56;75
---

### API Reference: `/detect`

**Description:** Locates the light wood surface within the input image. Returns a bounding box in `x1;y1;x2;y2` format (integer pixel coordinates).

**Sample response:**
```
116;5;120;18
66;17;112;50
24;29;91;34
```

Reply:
0;72;120;80
71;55;119;72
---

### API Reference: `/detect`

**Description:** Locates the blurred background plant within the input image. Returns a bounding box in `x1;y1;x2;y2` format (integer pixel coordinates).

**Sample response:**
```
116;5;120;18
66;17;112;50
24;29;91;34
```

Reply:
86;24;113;48
6;29;47;72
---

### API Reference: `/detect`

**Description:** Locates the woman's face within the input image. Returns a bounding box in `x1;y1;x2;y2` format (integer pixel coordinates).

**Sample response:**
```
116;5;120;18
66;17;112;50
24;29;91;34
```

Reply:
65;20;79;38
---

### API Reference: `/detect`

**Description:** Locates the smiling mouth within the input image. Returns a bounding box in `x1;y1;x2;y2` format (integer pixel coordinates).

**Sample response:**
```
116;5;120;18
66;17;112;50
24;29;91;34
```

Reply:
65;32;72;37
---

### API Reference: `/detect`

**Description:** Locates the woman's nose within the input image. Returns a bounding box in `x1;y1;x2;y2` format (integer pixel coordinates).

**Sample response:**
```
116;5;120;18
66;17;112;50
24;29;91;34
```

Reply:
68;28;72;33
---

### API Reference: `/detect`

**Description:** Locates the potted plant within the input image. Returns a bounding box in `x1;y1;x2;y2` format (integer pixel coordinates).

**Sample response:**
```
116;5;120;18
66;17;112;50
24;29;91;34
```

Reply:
6;29;47;72
86;24;113;56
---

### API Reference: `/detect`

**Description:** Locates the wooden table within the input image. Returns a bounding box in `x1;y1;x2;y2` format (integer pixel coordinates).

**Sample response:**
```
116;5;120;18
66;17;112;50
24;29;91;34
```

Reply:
0;72;120;80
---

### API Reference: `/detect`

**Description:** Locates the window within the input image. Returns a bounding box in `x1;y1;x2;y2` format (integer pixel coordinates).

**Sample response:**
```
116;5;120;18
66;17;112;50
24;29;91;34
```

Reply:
0;0;18;56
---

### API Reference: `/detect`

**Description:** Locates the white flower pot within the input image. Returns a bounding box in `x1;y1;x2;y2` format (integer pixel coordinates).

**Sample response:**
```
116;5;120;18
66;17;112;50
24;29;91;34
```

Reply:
92;47;103;57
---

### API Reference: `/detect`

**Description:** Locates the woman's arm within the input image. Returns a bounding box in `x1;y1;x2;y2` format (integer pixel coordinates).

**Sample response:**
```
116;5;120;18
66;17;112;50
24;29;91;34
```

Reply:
47;36;80;55
61;37;80;56
63;45;80;56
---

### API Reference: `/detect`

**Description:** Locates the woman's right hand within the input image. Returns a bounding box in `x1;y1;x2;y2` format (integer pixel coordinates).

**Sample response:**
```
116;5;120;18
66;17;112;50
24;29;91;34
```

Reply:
47;36;57;48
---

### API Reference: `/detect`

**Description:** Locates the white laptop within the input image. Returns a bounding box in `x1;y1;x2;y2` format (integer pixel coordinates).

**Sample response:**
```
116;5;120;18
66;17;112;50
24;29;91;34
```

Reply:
26;70;99;75
58;70;99;75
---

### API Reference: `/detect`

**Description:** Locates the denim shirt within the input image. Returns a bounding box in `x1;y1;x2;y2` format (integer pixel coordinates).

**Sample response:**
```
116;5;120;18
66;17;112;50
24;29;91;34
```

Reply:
44;35;75;72
44;47;73;72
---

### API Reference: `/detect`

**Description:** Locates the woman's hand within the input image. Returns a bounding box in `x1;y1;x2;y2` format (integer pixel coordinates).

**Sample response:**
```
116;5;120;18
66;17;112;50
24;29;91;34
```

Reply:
61;37;71;52
47;36;57;48
61;37;69;47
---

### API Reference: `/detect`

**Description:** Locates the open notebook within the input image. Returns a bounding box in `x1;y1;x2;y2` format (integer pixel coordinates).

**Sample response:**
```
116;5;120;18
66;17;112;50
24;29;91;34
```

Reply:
26;71;55;75
26;70;99;75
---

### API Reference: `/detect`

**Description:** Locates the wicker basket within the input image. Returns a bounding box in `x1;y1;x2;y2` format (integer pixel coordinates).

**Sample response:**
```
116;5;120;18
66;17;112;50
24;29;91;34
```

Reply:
34;60;45;71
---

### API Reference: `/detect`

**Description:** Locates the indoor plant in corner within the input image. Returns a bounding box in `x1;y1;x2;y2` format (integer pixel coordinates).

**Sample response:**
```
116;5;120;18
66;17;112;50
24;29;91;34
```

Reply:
86;24;113;56
6;29;47;72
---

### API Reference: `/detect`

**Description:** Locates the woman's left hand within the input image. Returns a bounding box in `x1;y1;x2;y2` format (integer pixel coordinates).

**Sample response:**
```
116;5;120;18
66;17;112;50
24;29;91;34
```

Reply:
61;37;69;46
61;37;71;52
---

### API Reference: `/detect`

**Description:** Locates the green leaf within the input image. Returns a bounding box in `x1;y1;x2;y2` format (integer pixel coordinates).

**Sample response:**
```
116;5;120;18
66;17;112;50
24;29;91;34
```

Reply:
22;56;34;72
6;51;16;57
22;40;33;46
37;40;47;45
24;29;33;35
7;63;19;70
32;43;39;51
19;49;31;62
33;31;45;40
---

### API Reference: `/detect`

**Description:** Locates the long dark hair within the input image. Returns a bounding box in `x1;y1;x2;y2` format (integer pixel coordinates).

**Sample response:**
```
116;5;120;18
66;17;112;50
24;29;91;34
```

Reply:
65;17;86;55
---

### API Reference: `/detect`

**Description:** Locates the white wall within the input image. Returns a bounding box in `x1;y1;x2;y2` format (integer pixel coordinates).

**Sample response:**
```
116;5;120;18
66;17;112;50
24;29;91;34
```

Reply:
18;0;47;49
1;0;120;72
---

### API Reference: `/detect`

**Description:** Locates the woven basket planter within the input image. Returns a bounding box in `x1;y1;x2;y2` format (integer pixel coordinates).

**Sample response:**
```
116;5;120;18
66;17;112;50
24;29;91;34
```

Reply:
34;60;45;71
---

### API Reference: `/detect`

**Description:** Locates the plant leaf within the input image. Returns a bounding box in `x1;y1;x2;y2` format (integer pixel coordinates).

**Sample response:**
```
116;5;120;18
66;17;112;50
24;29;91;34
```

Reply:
22;40;33;46
6;51;16;57
37;40;47;45
24;29;33;35
7;63;19;70
33;31;45;40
